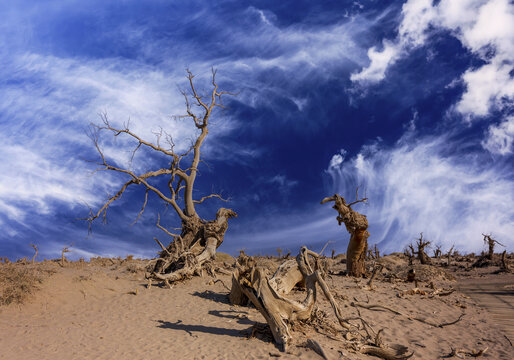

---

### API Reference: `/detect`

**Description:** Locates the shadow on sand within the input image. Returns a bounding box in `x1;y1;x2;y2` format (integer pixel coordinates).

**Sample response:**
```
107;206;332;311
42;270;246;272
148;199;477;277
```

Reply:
156;319;248;338
191;290;230;304
208;309;255;325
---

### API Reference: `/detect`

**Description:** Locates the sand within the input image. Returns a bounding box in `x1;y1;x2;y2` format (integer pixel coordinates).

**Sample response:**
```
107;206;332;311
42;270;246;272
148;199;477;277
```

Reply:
0;256;512;359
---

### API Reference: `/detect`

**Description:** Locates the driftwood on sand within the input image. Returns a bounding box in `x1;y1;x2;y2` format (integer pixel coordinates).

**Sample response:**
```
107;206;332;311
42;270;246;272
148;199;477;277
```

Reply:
230;246;416;359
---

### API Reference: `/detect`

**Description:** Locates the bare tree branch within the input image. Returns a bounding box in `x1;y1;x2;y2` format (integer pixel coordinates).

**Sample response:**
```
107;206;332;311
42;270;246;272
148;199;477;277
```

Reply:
87;70;238;286
193;194;229;204
132;189;149;225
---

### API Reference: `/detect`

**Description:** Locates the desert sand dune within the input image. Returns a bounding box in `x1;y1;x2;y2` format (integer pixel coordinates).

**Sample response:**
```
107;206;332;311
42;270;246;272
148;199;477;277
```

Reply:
0;256;512;359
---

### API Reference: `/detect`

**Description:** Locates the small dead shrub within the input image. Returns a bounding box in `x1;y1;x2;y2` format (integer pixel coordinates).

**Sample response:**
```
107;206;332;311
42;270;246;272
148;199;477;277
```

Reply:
73;274;93;282
124;263;144;273
0;264;45;305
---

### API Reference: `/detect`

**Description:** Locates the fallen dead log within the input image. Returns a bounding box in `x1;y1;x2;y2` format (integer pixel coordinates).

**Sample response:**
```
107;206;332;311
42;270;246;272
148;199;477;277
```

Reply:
230;246;413;358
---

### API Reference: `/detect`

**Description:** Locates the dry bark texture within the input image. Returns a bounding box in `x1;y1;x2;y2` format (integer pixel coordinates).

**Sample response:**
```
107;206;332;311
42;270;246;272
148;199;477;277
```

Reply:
87;69;237;285
321;194;369;277
230;247;338;350
230;247;414;359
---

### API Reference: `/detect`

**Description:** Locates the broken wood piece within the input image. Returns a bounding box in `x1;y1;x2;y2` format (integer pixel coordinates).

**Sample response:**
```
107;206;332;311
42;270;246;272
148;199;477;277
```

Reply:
360;344;414;360
367;264;384;289
306;339;329;360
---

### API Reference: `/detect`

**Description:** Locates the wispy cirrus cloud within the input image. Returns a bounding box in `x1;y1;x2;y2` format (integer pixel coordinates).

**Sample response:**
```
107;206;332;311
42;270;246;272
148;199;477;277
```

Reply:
326;126;514;253
0;53;209;226
482;116;514;155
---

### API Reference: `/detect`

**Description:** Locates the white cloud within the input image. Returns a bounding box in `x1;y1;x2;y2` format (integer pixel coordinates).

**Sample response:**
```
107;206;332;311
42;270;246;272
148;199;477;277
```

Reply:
351;0;436;83
329;149;347;168
267;174;299;189
326;133;514;253
482;116;514;155
0;53;236;225
352;0;514;121
398;0;437;46
0;139;116;233
350;40;401;83
456;61;514;117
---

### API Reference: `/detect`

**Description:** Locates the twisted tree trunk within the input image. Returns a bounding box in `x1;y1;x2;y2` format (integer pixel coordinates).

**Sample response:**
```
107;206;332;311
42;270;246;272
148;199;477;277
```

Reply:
151;208;237;282
87;69;238;285
321;194;369;277
416;233;431;265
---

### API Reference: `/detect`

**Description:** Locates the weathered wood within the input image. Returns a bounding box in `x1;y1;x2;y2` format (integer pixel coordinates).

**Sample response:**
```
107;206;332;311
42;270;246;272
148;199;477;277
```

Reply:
322;194;369;277
268;259;304;295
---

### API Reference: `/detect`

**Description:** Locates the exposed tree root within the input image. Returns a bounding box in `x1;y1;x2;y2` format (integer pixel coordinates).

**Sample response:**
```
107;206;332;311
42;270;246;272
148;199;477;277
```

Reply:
351;301;465;328
148;208;237;285
446;346;488;358
367;264;384;289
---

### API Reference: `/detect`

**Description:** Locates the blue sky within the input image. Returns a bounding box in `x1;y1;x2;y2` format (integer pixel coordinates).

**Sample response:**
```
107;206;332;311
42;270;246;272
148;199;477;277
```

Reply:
1;0;513;260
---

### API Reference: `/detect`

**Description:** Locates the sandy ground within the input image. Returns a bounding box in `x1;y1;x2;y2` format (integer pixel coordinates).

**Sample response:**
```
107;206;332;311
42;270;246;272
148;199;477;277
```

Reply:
0;255;513;359
457;272;514;343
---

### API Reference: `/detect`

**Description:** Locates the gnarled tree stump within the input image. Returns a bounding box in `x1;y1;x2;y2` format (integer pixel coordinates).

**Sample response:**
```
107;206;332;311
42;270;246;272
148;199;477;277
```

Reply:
150;208;237;283
321;194;369;277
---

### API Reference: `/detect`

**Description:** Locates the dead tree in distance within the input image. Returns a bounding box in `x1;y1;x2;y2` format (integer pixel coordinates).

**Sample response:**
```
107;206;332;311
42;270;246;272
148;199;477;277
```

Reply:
482;234;504;260
499;251;511;273
415;232;431;265
29;244;38;264
404;245;414;265
87;69;237;285
433;244;442;259
321;192;369;277
446;245;454;266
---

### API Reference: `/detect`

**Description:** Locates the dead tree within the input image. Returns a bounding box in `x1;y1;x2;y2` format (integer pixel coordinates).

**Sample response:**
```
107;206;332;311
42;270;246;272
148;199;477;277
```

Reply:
61;247;70;266
404;244;414;265
499;250;511;273
446;245;454;266
415;233;431;265
433;244;442;259
87;69;237;285
321;193;369;277
374;244;380;258
30;244;38;264
482;234;504;260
